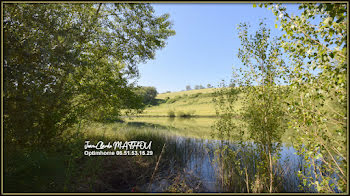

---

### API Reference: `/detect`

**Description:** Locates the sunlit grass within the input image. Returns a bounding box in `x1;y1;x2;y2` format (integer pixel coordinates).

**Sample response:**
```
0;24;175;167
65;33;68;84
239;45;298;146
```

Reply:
139;88;244;117
157;88;218;99
124;117;216;139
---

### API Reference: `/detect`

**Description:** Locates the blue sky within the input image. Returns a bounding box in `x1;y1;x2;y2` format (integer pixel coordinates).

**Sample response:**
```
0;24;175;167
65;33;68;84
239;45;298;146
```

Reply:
136;3;300;93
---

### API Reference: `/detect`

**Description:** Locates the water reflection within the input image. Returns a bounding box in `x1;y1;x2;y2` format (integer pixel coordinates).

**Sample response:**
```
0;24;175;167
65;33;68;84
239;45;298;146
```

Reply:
125;117;337;193
144;134;306;193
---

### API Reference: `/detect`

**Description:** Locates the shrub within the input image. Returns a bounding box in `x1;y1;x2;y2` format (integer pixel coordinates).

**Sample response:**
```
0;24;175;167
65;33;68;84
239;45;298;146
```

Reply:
167;95;182;104
189;93;202;98
167;110;176;117
134;86;158;105
176;110;195;118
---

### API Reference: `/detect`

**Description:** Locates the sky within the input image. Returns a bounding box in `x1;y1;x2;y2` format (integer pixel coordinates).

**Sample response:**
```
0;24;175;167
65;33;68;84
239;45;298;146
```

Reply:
136;3;300;93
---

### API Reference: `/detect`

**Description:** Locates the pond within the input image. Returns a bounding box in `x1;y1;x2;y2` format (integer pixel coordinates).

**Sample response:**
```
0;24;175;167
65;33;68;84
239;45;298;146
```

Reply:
122;117;327;193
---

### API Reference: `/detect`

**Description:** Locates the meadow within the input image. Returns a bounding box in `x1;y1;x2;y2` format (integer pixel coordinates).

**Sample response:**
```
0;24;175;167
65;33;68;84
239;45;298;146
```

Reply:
137;88;244;117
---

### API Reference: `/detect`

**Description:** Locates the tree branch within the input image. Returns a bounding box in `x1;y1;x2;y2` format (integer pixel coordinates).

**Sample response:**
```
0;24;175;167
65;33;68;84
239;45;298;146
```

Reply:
278;9;345;59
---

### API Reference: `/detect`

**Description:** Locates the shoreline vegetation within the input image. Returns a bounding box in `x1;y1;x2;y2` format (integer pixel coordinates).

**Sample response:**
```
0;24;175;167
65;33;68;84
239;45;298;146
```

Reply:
3;2;347;194
123;115;218;118
4;84;346;193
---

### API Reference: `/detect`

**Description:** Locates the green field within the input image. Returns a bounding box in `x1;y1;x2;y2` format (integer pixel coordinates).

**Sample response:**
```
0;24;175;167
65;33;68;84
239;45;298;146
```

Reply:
138;88;243;117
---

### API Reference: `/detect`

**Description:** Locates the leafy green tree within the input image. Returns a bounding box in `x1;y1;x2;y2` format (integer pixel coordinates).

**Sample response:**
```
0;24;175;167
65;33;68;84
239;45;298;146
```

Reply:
261;3;347;192
213;20;288;193
186;85;192;91
3;3;175;147
134;86;158;105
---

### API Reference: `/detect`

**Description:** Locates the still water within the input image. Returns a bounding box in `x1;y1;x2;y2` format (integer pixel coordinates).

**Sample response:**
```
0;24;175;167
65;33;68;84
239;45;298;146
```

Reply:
124;117;315;193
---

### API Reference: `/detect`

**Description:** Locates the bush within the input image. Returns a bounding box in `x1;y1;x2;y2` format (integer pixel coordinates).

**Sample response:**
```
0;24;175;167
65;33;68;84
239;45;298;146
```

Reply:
189;93;202;98
167;110;176;117
134;86;158;105
167;95;182;104
176;110;195;118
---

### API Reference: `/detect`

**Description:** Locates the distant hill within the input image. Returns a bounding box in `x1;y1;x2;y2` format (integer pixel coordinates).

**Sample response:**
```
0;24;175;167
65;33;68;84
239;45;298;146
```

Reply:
157;88;217;99
138;88;242;117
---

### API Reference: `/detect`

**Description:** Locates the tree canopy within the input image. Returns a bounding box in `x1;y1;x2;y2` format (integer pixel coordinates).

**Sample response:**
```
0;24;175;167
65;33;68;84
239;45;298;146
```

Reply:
134;86;158;105
266;3;347;192
4;3;175;147
213;3;347;193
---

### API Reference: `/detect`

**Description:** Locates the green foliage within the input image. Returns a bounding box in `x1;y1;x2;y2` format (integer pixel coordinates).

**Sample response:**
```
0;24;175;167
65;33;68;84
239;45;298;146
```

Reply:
212;20;289;193
176;110;196;118
4;121;172;192
213;3;347;192
264;3;347;193
167;110;176;117
134;86;158;105
189;93;200;98
166;109;195;118
194;85;205;90
167;95;183;104
211;144;241;192
4;151;67;192
3;3;175;147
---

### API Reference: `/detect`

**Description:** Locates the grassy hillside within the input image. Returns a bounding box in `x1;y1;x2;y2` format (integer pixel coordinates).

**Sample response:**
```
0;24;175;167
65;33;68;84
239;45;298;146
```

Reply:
138;88;217;117
138;88;243;117
157;88;217;99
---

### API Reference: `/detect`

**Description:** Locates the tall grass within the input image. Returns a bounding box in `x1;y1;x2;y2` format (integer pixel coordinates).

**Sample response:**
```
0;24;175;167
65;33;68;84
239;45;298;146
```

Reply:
210;141;303;193
4;122;172;192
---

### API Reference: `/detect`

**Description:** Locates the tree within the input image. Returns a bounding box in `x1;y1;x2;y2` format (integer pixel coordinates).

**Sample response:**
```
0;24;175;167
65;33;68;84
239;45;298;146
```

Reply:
199;85;205;89
212;20;288;192
262;3;347;192
186;85;192;91
207;84;213;88
3;3;175;147
134;86;158;105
